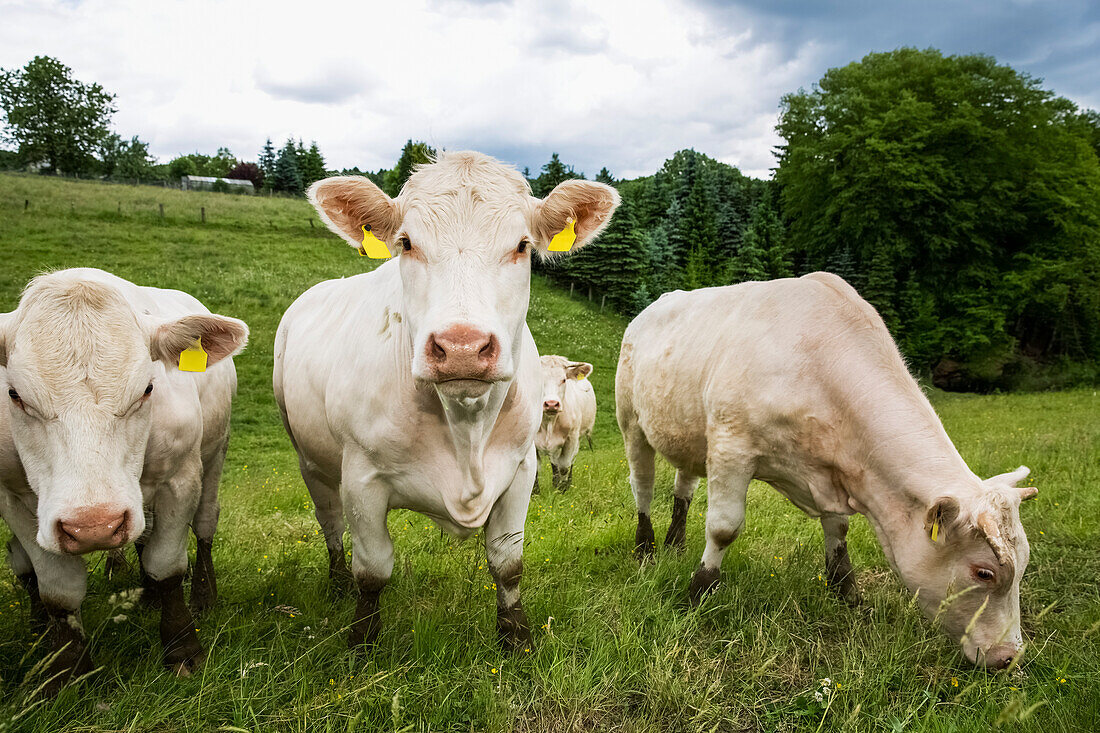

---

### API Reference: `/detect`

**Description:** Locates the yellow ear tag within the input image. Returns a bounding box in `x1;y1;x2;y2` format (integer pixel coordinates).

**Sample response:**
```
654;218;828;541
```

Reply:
178;338;208;373
576;372;586;380
548;218;577;252
931;521;939;543
359;225;391;259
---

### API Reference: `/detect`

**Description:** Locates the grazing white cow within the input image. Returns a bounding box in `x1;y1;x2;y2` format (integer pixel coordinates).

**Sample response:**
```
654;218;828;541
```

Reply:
534;355;595;492
274;151;618;649
0;268;247;691
617;272;1036;669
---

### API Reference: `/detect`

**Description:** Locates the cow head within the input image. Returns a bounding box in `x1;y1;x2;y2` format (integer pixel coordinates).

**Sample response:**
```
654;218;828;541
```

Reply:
0;272;247;555
539;355;592;416
895;466;1035;669
308;152;618;402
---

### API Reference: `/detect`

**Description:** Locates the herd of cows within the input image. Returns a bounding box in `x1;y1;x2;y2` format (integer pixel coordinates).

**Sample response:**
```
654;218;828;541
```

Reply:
0;152;1036;696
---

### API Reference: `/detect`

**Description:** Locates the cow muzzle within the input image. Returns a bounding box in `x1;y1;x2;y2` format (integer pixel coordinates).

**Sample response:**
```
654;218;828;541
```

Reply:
424;325;501;382
975;642;1020;670
56;505;131;554
543;399;561;414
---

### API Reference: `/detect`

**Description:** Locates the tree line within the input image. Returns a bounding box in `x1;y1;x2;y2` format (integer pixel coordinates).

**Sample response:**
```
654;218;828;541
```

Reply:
2;51;1098;389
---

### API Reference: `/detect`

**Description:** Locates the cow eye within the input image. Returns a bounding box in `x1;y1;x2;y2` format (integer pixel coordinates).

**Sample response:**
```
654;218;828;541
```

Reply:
516;239;529;254
398;236;412;252
973;567;996;583
143;383;154;398
7;388;23;410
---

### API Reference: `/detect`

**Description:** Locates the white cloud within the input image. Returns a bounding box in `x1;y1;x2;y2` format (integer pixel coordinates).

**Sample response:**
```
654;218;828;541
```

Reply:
3;0;1094;180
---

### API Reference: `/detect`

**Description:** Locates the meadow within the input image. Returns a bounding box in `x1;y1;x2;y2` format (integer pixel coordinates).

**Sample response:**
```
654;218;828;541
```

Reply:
0;174;1097;732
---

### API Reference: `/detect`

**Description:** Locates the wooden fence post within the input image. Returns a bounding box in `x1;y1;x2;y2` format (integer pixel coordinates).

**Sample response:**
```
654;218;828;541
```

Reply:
24;199;29;211
309;218;314;229
569;283;575;297
201;206;206;223
117;201;121;214
600;294;606;312
159;203;165;220
588;287;593;301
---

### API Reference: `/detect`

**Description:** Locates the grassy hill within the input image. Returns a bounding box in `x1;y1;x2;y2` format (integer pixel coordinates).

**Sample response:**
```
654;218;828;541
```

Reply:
0;174;1097;732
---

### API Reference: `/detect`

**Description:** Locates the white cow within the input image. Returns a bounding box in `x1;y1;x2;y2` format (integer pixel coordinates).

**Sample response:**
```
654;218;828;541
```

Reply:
0;268;247;691
534;355;595;492
274;151;618;649
616;272;1035;669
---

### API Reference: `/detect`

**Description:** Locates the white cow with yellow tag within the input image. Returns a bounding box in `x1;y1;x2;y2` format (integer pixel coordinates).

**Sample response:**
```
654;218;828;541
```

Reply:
0;268;248;692
534;355;596;492
274;151;618;651
616;273;1036;669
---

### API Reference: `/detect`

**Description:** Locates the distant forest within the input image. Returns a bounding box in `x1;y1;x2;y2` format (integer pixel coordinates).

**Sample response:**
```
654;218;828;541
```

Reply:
2;49;1098;390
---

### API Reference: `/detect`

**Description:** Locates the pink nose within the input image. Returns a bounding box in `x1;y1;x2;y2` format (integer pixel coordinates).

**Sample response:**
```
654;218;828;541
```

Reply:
425;325;499;381
543;399;561;412
980;643;1020;670
57;506;130;554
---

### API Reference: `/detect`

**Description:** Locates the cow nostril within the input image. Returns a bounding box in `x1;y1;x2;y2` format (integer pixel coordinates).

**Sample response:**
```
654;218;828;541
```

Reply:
479;338;495;359
112;511;129;538
430;339;447;361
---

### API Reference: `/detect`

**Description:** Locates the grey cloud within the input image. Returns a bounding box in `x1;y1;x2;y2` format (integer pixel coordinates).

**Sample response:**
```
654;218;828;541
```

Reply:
254;65;373;105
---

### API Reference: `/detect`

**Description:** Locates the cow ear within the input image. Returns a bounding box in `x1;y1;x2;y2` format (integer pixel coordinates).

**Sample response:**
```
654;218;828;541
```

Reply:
150;314;249;368
566;361;593;380
924;496;960;544
0;311;12;367
532;180;620;254
308;176;400;251
986;465;1030;488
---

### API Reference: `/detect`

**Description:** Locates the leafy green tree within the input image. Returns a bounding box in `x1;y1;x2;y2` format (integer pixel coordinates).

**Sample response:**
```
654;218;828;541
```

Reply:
99;133;154;180
272;138;303;194
776;48;1100;383
0;56;116;174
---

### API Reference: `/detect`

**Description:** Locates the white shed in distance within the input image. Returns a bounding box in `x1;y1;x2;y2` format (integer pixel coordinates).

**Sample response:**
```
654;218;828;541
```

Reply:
181;176;255;193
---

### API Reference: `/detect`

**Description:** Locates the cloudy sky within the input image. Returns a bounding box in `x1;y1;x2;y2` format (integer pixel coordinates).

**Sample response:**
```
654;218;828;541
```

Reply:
2;0;1097;179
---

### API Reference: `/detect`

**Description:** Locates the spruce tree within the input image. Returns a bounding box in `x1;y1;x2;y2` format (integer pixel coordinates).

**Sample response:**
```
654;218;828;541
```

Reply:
258;138;276;190
272;138;302;194
299;141;327;189
386;140;435;197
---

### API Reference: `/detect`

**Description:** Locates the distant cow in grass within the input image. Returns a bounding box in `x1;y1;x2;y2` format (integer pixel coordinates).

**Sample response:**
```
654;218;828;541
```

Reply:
274;151;618;650
616;272;1036;669
534;355;595;492
0;268;247;692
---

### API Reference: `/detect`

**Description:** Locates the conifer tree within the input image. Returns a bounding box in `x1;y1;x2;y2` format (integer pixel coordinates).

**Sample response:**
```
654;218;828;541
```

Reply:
272;138;302;194
258;138;276;190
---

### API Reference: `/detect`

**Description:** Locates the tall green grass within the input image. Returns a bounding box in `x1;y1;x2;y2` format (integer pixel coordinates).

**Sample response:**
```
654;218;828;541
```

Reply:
0;174;1097;732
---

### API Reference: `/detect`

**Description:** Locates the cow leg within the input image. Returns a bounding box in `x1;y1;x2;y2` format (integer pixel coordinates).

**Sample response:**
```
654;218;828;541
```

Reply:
301;461;350;590
821;514;860;604
624;428;657;561
1;498;91;694
553;435;580;492
688;452;753;606
8;538;47;632
664;470;699;552
142;460;205;675
531;453;541;495
486;446;535;652
189;438;226;616
135;539;160;607
342;454;393;649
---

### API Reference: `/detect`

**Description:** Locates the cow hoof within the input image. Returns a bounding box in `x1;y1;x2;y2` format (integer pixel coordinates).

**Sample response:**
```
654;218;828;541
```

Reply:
168;651;205;677
497;605;532;653
189;589;216;617
688;565;720;606
163;634;204;672
39;644;95;697
663;526;687;553
348;627;380;650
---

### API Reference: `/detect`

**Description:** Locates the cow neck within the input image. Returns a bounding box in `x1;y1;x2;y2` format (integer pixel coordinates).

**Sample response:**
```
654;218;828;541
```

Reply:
435;381;511;507
837;386;979;565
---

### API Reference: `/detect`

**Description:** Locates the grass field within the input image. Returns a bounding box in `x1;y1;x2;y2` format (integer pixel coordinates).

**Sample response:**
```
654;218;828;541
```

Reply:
0;173;1098;732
